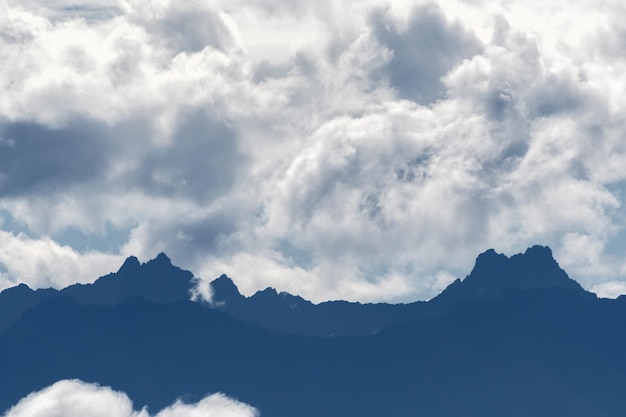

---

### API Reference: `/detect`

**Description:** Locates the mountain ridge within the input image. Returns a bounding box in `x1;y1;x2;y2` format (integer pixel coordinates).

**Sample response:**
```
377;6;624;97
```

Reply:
0;253;196;335
0;245;596;338
427;245;592;314
1;245;623;417
207;245;595;336
1;280;624;417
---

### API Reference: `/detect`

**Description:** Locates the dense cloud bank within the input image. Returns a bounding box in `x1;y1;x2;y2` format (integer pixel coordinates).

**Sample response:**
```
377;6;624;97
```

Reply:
2;0;626;301
2;379;258;417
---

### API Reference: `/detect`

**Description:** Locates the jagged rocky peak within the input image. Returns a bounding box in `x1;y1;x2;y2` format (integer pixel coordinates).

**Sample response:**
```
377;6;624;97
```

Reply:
150;252;172;265
58;252;195;306
1;283;33;295
467;245;578;288
471;248;510;274
476;245;584;291
255;287;279;297
431;245;590;308
116;253;172;275
210;274;243;302
117;255;141;273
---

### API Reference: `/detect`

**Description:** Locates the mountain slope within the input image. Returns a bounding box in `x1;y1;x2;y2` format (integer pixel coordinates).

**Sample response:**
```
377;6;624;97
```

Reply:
207;245;593;336
0;245;595;338
60;252;194;305
0;284;58;336
1;287;625;417
1;245;623;416
209;274;428;337
428;245;592;313
0;253;195;336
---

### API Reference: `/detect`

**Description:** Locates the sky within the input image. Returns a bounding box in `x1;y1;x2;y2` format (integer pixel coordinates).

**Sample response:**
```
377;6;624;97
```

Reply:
1;0;626;303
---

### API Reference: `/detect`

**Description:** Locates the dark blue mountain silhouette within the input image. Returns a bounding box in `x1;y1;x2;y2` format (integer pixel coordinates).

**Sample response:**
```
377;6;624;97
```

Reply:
209;273;428;336
427;245;591;312
61;252;194;305
1;245;624;416
0;246;594;339
0;252;195;335
1;285;625;416
207;245;592;336
0;284;58;336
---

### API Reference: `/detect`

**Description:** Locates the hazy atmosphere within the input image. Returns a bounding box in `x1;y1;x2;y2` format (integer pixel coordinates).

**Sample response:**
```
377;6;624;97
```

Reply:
2;0;626;302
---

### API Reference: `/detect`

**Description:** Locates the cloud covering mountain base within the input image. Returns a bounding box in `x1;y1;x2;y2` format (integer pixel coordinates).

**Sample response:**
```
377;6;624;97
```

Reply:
3;380;258;417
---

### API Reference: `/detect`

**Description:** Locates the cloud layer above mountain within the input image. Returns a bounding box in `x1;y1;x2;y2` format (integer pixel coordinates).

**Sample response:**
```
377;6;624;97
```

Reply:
2;0;626;301
2;380;258;417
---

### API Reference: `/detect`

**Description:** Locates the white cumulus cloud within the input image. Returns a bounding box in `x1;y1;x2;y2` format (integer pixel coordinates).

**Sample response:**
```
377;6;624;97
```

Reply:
2;0;626;302
2;379;258;417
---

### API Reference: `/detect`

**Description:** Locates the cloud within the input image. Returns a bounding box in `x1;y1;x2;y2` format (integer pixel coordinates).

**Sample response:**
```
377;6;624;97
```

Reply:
370;3;482;104
2;0;626;302
591;281;626;299
121;0;242;54
0;230;124;290
155;394;257;417
2;379;258;417
0;121;111;196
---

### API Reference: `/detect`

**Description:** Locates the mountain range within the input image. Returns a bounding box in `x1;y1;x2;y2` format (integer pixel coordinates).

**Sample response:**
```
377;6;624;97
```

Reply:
1;245;625;416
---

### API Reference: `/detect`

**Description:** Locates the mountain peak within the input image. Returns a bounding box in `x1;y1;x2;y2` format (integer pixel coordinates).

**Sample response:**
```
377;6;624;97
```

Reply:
472;248;510;277
430;245;591;309
525;244;553;256
117;256;141;274
469;245;582;290
210;274;243;304
151;252;172;265
59;252;194;306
